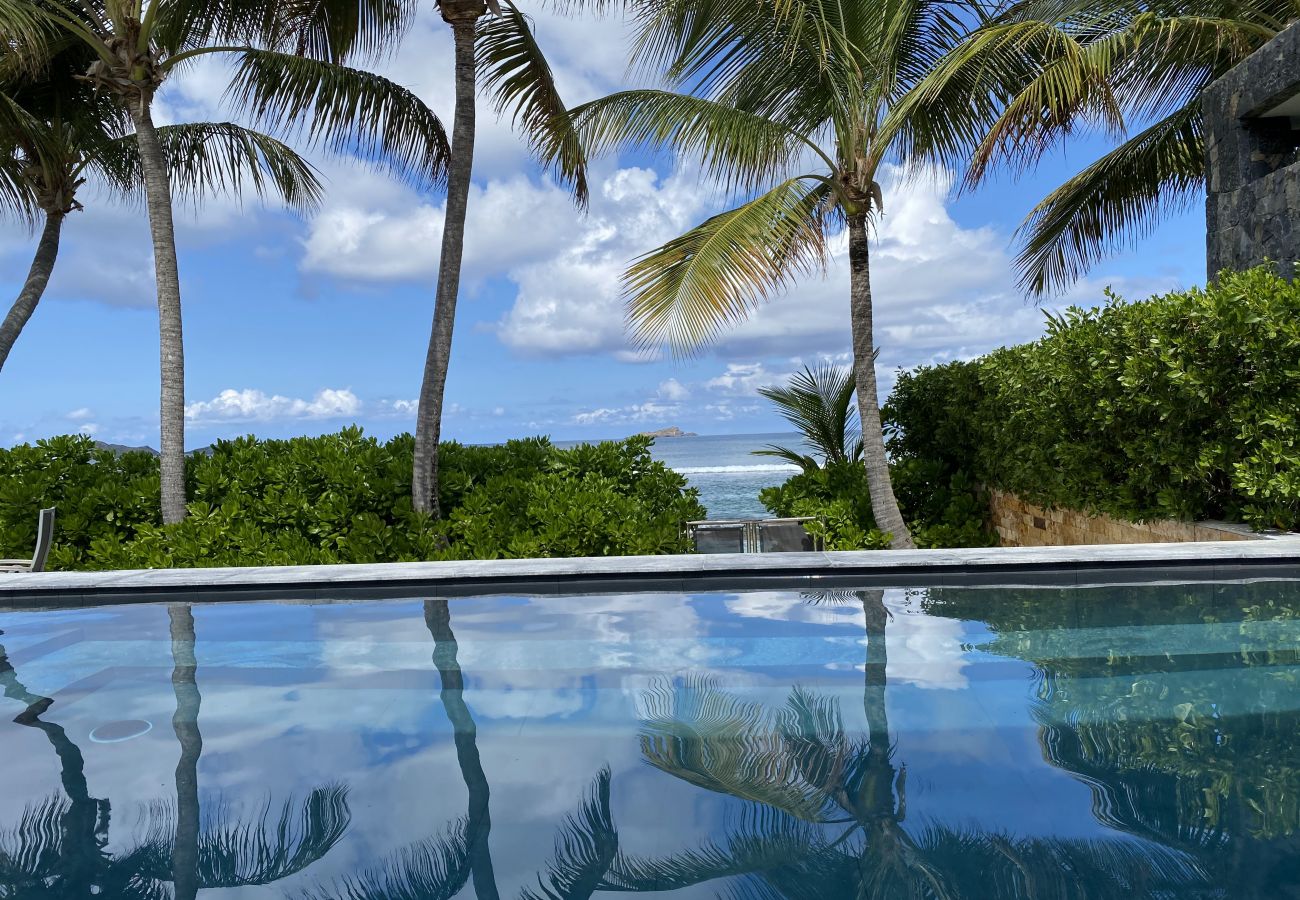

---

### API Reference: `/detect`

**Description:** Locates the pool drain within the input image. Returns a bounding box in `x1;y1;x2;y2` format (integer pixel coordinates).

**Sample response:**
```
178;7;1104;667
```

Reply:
89;719;152;743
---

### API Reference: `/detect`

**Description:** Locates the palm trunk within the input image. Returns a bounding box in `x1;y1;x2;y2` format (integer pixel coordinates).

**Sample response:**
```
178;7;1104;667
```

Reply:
846;214;914;549
130;99;187;524
0;210;64;375
169;604;202;900
412;18;479;516
426;598;500;900
860;590;896;819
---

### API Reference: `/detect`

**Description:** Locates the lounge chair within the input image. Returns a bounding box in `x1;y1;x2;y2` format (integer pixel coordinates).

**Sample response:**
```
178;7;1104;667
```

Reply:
0;507;55;573
686;520;749;553
686;516;823;553
755;518;821;552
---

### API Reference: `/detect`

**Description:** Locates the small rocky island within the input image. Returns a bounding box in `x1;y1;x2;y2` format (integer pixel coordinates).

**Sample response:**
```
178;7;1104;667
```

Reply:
638;426;697;438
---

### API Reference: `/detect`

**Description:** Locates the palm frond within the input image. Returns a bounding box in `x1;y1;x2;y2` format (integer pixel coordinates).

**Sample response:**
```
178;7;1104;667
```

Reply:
131;785;352;888
601;805;816;892
94;122;324;210
521;768;618;900
299;820;472;900
268;0;419;62
625;175;834;354
570;89;818;197
478;2;588;206
915;823;1210;897
753;443;820;473
0;2;65;68
0;796;67;886
0;97;44;223
637;675;833;821
226;48;450;188
756;362;862;467
1016;103;1202;295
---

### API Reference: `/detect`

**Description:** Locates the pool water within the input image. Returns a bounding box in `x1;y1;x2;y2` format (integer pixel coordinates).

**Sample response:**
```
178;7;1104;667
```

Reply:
2;581;1299;898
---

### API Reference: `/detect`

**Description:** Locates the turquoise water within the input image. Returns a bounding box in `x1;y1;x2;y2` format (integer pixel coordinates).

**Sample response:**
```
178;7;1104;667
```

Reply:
564;432;806;518
3;580;1299;897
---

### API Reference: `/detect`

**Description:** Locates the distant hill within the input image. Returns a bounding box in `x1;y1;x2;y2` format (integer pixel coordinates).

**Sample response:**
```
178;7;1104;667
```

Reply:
94;441;214;457
95;441;158;456
637;426;697;438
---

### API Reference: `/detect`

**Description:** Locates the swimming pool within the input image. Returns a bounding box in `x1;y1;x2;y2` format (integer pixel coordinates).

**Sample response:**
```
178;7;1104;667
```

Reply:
2;578;1298;898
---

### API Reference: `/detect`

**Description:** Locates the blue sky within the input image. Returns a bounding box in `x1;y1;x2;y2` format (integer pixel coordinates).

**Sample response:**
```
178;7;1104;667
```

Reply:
0;8;1204;449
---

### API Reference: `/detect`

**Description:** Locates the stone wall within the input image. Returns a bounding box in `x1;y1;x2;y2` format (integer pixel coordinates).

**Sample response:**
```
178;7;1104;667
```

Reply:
1204;22;1300;278
987;488;1260;547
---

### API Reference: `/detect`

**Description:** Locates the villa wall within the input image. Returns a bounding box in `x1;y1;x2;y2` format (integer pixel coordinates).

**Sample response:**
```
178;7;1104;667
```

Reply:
1204;22;1300;278
987;488;1261;547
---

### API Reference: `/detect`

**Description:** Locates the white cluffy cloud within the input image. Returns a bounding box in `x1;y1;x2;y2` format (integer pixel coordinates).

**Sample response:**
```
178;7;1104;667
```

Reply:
297;160;1123;373
185;388;361;423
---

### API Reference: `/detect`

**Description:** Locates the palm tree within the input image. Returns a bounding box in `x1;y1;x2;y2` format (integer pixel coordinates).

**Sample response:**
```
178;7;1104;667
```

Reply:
0;631;351;897
563;0;981;548
0;35;322;377
3;0;451;524
411;1;590;516
896;0;1300;294
755;362;865;473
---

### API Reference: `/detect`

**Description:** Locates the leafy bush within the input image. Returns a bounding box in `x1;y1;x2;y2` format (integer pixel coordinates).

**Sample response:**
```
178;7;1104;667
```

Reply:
0;430;705;569
885;267;1300;531
759;462;892;550
0;435;162;570
754;361;994;549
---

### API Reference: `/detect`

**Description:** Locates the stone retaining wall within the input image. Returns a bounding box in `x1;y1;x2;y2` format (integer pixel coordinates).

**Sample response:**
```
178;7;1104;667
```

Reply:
988;488;1261;547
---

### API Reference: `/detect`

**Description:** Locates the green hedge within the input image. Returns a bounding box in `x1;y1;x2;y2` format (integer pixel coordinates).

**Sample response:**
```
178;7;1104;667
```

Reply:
0;429;705;569
884;267;1300;531
759;460;992;549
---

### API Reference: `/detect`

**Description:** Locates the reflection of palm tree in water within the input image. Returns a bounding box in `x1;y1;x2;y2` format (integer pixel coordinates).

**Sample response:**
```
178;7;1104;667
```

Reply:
426;596;501;900
304;598;620;900
921;583;1300;896
0;638;113;895
0;607;350;897
170;604;202;900
614;590;1212;898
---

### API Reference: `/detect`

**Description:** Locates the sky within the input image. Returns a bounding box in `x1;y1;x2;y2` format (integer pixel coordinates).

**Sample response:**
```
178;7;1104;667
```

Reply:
0;7;1206;449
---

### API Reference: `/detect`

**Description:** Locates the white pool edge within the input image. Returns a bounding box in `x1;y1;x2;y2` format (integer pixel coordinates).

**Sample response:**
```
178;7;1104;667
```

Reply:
1;538;1299;604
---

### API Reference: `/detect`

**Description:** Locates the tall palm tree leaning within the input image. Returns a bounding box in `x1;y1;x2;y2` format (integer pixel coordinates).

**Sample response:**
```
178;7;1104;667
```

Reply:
5;0;451;523
895;0;1300;294
0;40;122;375
563;0;985;548
0;34;324;377
412;0;590;516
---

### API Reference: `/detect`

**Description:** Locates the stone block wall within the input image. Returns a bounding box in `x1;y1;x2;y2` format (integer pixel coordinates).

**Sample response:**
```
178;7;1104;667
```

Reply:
987;488;1260;547
1204;22;1300;278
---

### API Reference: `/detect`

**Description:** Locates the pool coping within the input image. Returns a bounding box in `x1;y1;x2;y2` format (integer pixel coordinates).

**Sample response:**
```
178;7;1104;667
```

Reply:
2;539;1299;608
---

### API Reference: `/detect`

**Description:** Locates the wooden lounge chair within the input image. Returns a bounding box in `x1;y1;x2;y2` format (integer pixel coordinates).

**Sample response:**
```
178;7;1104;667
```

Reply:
0;507;55;573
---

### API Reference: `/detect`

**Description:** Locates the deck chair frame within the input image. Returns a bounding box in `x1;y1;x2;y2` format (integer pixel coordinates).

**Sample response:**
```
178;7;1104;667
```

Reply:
0;507;55;574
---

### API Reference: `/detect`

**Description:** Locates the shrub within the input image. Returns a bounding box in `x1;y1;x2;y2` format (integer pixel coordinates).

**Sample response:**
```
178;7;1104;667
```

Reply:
885;267;1300;531
754;361;994;550
0;435;161;570
0;430;705;569
759;462;892;550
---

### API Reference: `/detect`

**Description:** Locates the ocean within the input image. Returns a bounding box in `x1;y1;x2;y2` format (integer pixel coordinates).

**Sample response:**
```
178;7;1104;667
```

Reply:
563;432;805;519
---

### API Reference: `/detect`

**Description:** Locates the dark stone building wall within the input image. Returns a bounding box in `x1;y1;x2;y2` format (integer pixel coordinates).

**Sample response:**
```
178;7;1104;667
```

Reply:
1204;22;1300;279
